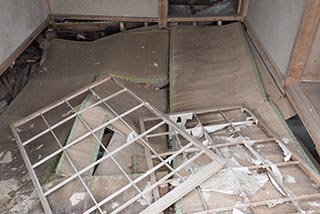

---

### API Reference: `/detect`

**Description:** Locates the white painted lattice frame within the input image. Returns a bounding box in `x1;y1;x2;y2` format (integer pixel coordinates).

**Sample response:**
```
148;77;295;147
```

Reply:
11;77;225;214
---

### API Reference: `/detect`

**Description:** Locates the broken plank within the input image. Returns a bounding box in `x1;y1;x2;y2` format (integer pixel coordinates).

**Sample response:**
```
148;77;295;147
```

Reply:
140;161;223;214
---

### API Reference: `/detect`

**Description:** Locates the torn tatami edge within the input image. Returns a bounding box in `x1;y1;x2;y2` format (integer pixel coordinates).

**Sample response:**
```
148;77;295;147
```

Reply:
10;77;226;214
110;74;168;84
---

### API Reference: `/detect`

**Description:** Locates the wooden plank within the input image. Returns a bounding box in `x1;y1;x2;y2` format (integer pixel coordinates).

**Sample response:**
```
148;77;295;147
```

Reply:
158;0;168;29
140;161;223;214
241;0;249;19
237;0;243;14
0;75;13;96
286;84;320;155
302;22;320;82
285;0;320;84
168;15;242;22
0;17;50;76
53;14;158;22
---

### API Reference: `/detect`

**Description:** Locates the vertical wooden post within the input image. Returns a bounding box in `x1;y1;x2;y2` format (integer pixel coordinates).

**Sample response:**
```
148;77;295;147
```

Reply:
241;0;249;20
285;0;320;84
237;0;243;14
158;0;168;29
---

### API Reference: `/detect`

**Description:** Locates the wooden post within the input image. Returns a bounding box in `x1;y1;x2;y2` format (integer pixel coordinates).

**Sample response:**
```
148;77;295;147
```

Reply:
241;0;249;20
237;0;243;14
158;0;168;29
285;0;320;84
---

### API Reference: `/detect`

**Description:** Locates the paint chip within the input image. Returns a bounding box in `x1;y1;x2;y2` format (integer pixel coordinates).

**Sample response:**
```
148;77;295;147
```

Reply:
69;192;86;206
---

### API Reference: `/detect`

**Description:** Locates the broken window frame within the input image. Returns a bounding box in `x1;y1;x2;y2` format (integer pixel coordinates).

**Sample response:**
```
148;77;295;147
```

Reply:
10;77;225;214
141;105;320;213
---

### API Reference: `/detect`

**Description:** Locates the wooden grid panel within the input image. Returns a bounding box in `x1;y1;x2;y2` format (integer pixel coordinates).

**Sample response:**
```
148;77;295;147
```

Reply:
11;77;224;214
141;105;320;214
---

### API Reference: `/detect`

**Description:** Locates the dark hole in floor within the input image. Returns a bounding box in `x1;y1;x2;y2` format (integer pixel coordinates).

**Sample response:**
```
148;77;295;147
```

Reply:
286;115;320;165
93;128;114;174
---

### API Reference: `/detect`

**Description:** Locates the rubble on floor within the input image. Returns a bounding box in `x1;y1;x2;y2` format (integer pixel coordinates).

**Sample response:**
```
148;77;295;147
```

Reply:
11;78;320;213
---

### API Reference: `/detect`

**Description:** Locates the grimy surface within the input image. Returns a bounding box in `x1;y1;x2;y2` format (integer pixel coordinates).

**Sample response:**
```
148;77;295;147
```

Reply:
0;30;168;213
170;22;320;213
37;30;169;83
0;22;318;213
170;22;313;164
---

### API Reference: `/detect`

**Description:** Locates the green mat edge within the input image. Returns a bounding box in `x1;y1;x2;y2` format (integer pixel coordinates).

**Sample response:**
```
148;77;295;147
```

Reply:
55;94;108;177
169;23;319;213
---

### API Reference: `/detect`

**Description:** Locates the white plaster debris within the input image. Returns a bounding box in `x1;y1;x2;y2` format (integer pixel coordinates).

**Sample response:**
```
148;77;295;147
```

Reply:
62;110;74;117
0;151;13;164
233;208;246;214
0;178;19;208
205;120;255;133
202;139;209;146
69;192;86;206
266;199;279;208
137;182;153;206
282;137;290;144
285;175;296;184
112;201;120;209
308;201;320;207
189;125;203;139
202;191;211;202
169;113;193;128
16;123;35;132
8;190;40;213
200;167;268;196
35;144;43;150
153;62;159;68
255;144;265;149
127;131;138;143
278;141;292;162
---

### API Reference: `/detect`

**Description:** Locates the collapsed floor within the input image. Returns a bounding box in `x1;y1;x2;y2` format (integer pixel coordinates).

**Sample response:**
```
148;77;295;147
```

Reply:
0;22;320;213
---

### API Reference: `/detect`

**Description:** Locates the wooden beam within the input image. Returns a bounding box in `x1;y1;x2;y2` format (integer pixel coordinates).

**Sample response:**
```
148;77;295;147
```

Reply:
158;0;168;29
168;15;242;22
237;0;243;14
286;84;320;155
53;14;158;22
0;17;50;76
285;0;320;84
241;0;249;20
140;161;223;214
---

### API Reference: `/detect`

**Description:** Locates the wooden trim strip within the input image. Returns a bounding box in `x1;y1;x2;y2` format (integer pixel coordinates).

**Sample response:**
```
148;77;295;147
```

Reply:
53;14;159;22
168;15;242;22
285;0;320;84
158;0;168;28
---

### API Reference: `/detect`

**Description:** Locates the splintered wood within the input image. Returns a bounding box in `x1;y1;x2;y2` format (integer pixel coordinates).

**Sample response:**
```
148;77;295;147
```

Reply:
11;77;225;214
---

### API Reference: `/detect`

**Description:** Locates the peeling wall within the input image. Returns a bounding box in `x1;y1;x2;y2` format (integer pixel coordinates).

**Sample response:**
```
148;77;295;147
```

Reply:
245;0;307;77
49;0;158;17
0;0;48;66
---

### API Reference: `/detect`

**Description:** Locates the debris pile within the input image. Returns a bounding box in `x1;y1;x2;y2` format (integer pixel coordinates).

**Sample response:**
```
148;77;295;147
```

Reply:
11;78;320;213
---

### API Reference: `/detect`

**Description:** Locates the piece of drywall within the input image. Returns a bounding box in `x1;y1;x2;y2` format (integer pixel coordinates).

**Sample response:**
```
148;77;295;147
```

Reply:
0;0;48;68
49;0;158;17
245;0;307;77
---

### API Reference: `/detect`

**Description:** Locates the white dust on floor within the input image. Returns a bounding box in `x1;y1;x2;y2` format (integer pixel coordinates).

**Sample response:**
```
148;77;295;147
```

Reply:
70;192;86;206
0;178;18;208
0;151;13;164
